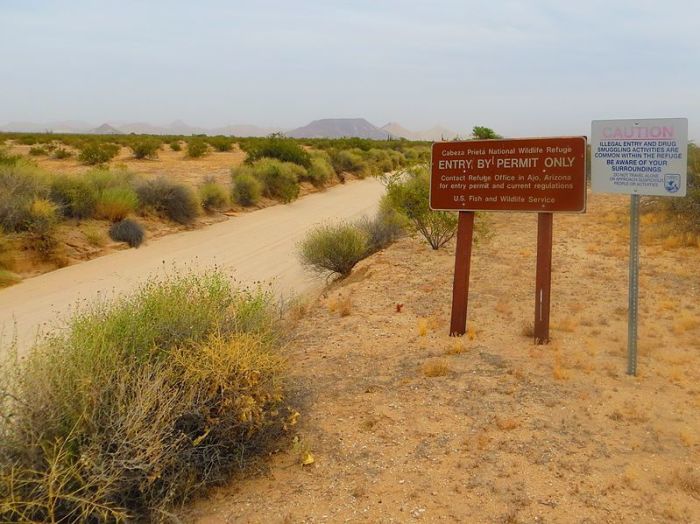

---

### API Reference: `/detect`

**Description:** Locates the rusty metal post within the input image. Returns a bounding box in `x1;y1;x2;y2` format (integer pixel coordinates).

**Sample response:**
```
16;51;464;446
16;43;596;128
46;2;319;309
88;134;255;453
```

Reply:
534;212;553;344
450;211;475;336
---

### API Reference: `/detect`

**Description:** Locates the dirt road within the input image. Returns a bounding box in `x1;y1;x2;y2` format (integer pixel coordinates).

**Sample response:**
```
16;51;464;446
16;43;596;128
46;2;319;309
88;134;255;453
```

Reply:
0;178;385;354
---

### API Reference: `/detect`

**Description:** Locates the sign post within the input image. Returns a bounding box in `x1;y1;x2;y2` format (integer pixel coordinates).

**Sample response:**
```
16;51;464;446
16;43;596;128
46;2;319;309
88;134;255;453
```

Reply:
431;136;587;341
591;118;688;375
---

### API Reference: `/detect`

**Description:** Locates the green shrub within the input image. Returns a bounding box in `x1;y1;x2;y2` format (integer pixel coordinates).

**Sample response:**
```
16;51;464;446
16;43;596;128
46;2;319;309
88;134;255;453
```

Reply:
357;209;405;255
208;136;234;152
109;218;145;247
50;175;98;219
18;136;37;145
244;134;311;168
0;148;22;166
130;138;160;160
231;170;263;206
95;186;139;222
198;178;229;212
136;178;200;224
78;143;120;165
298;221;369;277
25;198;59;259
0;163;50;232
170;140;182;152
305;152;335;187
383;166;459;249
249;159;302;203
0;271;286;522
658;143;700;232
28;146;48;157
186;139;208;158
330;149;366;174
52;147;73;159
84;167;136;192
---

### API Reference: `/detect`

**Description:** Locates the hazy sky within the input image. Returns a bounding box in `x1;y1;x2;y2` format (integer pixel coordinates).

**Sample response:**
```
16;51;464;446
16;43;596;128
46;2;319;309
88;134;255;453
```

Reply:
1;0;698;138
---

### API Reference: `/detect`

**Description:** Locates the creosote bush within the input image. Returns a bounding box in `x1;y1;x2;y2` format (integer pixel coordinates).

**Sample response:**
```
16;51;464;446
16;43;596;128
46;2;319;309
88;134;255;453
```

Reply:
243;134;311;168
0;271;287;522
231;171;263;206
50;175;98;219
186;139;208;158
298;222;368;277
305;152;336;187
52;147;72;159
233;159;302;203
109;218;145;247
199;178;229;212
137;177;200;224
78;143;120;165
130;138;160;160
169;140;182;152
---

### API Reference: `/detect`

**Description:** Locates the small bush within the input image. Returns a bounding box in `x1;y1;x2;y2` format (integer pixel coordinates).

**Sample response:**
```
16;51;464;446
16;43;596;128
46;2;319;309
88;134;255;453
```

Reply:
243;134;311;168
305;152;336;187
357;209;405;255
170;140;182;152
26;198;59;259
52;147;73;159
199;178;229;212
0;148;23;166
248;159;302;203
330;149;368;174
137;178;200;224
208;136;234;152
383;166;459;249
0;271;286;522
231;170;263;206
186;139;208;158
78;143;120;165
298;222;369;277
0;163;50;232
109;218;145;247
50;175;98;219
95;186;139;221
130;138;160;160
28;146;48;156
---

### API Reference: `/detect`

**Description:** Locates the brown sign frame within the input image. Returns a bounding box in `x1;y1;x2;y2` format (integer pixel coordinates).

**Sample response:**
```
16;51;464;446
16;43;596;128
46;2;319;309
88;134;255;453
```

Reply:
430;136;587;213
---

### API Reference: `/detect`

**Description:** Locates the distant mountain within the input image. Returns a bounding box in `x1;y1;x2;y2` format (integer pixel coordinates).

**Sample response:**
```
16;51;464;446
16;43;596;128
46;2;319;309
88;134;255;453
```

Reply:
381;122;419;140
210;124;282;137
91;123;122;135
287;118;389;139
117;122;169;135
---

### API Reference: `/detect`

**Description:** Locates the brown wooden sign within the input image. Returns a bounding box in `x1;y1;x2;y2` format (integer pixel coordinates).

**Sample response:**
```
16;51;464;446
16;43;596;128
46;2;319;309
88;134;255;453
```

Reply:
431;137;587;213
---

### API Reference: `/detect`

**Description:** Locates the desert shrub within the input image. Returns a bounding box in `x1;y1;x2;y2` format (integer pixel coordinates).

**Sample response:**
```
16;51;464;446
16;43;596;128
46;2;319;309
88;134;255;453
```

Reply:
136;178;200;224
83;167;136;192
304;152;335;187
25;198;59;259
169;140;182;151
383;166;459;249
208;136;234;152
404;146;430;164
330;149;366;174
252;159;303;203
95;186;139;222
186;138;208;158
0;148;22;166
0;271;286;522
357;208;405;255
231;170;263;206
0;163;50;232
298;221;369;277
657;143;700;232
17;136;37;145
78;142;120;165
199;178;229;212
244;134;311;168
52;147;73;159
28;146;48;156
130;138;160;160
50;175;98;219
109;218;145;247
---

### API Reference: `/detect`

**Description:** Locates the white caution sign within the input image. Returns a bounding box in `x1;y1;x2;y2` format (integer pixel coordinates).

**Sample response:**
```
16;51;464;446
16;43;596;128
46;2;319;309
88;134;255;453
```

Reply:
591;118;688;197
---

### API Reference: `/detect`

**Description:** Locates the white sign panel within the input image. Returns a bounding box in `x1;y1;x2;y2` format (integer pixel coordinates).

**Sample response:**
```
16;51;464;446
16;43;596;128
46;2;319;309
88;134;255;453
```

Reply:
591;118;688;196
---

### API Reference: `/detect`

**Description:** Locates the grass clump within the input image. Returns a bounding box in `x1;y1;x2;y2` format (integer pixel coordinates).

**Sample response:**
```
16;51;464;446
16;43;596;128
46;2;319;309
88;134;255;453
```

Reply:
231;171;263;206
137;178;200;225
243;134;311;168
199;178;229;212
130;138;160;160
0;271;287;522
0;163;50;232
109;218;145;247
383;166;459;249
78;142;120;165
95;186;139;222
298;221;369;277
25;198;59;259
186;138;208;158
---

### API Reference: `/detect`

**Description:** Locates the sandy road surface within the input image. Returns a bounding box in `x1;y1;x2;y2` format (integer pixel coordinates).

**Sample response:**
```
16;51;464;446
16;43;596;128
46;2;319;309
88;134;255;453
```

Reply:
0;178;384;355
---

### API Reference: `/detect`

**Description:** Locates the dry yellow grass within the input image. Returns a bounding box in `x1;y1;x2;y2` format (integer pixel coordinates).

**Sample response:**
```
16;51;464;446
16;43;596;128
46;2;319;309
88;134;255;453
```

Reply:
421;358;449;377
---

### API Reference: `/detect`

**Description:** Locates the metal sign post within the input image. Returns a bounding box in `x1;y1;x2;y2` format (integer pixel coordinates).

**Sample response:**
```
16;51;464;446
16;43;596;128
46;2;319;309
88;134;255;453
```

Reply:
627;194;640;375
534;213;553;344
449;211;475;336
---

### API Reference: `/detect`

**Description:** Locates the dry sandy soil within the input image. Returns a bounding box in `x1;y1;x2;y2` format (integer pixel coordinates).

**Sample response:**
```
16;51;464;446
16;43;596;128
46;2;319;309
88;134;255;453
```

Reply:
187;192;699;523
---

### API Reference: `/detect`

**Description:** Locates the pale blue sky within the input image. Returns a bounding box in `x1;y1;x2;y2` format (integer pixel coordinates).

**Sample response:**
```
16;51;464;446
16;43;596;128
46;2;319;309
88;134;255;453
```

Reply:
1;0;697;138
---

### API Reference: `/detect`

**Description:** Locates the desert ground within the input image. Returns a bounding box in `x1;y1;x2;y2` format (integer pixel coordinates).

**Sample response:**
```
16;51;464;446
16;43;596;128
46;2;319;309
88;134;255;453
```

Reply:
186;191;699;523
